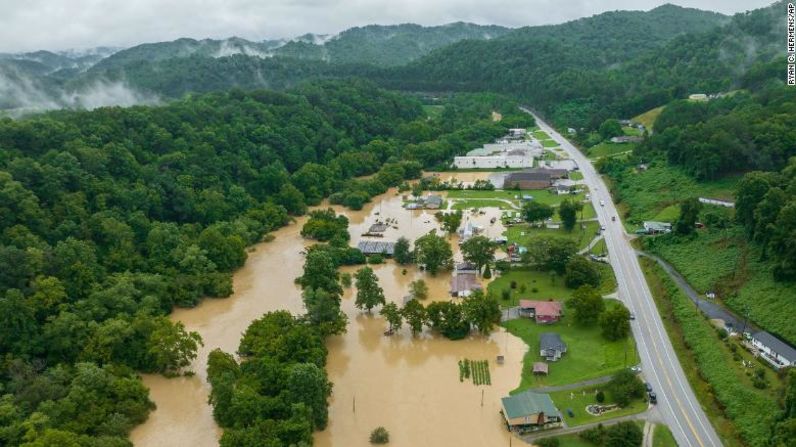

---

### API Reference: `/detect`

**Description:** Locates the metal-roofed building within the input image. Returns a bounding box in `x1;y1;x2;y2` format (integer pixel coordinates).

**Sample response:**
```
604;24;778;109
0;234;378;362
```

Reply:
500;390;561;433
356;239;396;256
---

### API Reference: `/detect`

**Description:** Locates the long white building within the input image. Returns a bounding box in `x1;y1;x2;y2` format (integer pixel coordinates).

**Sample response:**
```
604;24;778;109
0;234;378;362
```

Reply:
453;140;542;169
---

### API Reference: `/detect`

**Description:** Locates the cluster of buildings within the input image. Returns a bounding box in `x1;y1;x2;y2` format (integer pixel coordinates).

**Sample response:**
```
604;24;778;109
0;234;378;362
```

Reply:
452;140;543;170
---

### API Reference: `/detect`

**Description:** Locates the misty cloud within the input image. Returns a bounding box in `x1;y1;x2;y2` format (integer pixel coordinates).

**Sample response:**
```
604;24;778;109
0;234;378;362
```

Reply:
0;66;158;117
0;0;776;53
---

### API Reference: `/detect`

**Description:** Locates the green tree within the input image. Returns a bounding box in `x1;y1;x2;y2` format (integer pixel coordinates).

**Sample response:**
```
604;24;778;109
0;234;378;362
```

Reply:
460;235;496;274
286;363;332;429
354;267;386;312
604;421;643;447
299;249;342;296
413;230;453;275
567;285;605;326
401;299;427;336
564;256;600;289
558;199;582;232
522;201;554;224
370;426;390;444
303;287;347;336
147;318;203;375
437;210;463;235
607;370;646;407
380;302;403;334
675;197;702;235
461;290;502;334
393;237;413;264
600;305;631;341
409;279;429;300
598;119;624;140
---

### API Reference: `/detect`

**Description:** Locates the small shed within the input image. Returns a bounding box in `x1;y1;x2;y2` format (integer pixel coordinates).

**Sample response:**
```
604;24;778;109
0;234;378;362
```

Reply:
449;273;482;297
532;362;549;375
425;195;443;209
519;300;563;324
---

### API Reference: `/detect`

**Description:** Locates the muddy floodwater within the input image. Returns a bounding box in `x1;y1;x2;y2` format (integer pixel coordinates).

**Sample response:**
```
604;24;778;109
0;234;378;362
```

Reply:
131;185;528;447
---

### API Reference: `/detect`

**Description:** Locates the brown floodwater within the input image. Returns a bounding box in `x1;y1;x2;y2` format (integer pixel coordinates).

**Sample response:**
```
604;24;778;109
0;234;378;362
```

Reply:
130;187;528;447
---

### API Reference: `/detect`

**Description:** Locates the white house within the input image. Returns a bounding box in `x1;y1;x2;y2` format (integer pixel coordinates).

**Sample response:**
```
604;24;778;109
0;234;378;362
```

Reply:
750;332;796;369
452;141;541;169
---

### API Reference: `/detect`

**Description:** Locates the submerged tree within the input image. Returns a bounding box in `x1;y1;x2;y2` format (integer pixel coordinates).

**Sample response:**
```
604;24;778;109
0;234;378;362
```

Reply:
354;267;386;312
380;302;403;334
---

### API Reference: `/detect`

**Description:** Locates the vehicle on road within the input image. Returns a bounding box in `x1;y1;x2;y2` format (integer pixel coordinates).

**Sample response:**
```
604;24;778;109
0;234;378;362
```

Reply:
631;365;642;373
649;392;657;405
600;225;606;232
611;216;616;222
629;312;636;320
645;382;653;392
599;199;605;206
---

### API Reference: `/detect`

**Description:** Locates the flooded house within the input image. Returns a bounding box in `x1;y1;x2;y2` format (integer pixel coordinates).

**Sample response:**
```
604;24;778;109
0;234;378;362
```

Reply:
500;390;562;433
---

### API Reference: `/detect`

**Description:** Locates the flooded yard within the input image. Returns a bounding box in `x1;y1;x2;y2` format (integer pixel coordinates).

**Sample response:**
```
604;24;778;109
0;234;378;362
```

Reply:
131;183;527;447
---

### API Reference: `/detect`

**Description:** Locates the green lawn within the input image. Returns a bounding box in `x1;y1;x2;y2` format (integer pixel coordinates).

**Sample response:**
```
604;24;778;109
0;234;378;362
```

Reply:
450;199;515;210
503;306;639;390
569;171;584;180
594;262;617;296
653;424;678;447
550;385;647;426
608;163;740;225
622;126;643;137
422;104;444;118
589;238;607;256
446;189;584;207
505;221;599;250
542;139;560;148
632;106;665;130
489;269;575;307
587;142;635;158
533;130;551;140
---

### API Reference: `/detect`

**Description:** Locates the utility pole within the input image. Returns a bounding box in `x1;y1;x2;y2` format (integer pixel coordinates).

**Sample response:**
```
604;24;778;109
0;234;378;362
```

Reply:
481;389;484;407
353;395;355;413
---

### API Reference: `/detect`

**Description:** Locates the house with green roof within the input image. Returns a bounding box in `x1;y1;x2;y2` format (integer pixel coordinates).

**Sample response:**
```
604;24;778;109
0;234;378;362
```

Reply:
500;390;562;433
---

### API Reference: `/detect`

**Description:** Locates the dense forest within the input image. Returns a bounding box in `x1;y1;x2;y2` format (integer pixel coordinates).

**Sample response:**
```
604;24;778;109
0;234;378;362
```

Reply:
0;79;530;445
379;2;783;129
637;79;796;179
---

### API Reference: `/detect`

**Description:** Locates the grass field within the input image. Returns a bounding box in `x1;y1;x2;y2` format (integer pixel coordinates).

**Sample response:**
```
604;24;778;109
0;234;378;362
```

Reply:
505;221;599;250
653;424;678;447
550;385;647;426
622;126;643;137
569;171;584;180
589;238;607;256
422;104;444;119
542;139;560;148
632;106;665;130
533;130;551;140
504;305;639;390
641;258;781;447
450;199;515;210
609;163;740;226
446;189;585;207
489;269;575;307
587;142;636;158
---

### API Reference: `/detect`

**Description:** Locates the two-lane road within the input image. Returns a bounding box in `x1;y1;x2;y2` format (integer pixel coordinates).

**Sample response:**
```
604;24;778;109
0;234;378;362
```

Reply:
526;109;722;447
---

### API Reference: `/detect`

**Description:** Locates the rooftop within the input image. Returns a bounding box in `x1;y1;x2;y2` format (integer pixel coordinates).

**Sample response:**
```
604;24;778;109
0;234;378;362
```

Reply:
356;239;396;255
752;331;796;362
519;300;562;317
450;273;482;293
501;391;558;419
540;332;566;351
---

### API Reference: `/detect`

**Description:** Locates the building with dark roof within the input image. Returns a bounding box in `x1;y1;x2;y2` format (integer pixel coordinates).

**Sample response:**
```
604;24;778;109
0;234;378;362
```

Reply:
539;333;567;361
503;168;569;190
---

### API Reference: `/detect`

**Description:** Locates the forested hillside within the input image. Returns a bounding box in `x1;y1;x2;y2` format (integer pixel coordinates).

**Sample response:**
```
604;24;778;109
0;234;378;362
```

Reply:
0;81;529;445
382;2;782;129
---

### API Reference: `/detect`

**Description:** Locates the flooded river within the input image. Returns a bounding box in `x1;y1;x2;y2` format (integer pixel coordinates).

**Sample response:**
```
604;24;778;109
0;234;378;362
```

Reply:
131;180;528;447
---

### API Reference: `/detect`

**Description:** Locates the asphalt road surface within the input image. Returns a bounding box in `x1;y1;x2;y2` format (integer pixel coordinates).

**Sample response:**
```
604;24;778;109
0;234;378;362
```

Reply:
526;109;722;447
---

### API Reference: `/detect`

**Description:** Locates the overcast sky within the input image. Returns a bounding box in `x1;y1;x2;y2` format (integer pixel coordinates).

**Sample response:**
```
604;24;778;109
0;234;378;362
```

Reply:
0;0;775;53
